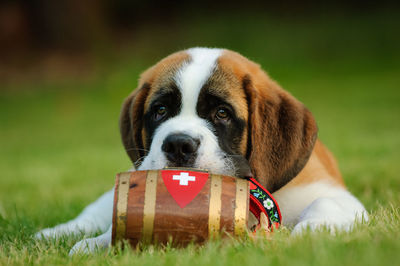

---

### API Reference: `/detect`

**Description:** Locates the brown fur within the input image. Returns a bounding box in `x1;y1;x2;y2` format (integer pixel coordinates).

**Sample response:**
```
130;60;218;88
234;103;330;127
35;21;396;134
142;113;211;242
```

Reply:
286;140;345;188
201;64;249;155
218;51;321;192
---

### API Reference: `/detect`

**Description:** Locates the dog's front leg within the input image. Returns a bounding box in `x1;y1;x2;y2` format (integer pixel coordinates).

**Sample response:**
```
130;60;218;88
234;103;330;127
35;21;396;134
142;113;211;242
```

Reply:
273;182;368;234
36;188;114;239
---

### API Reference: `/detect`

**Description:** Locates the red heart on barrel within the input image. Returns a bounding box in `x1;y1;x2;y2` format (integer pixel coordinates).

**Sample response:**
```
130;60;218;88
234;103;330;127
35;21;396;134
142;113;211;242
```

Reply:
161;170;209;208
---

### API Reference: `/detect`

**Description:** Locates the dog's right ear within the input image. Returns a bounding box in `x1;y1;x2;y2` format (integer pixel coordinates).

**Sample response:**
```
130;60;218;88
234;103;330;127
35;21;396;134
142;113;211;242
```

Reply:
119;83;151;167
119;50;190;167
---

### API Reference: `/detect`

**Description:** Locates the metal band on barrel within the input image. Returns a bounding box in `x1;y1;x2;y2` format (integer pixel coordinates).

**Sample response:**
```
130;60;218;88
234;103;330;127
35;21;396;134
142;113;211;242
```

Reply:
115;172;131;243
142;170;158;243
234;178;248;236
208;174;222;237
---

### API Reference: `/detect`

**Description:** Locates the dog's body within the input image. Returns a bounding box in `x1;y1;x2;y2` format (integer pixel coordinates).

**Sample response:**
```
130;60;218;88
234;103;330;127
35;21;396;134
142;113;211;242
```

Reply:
37;48;367;254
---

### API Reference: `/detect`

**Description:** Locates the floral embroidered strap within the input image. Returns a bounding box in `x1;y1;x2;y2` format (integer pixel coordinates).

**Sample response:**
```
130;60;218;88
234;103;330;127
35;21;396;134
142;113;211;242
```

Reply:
248;177;282;230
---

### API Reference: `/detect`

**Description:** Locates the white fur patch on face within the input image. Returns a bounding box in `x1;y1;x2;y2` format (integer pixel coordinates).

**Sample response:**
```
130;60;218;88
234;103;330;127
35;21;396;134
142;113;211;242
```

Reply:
138;116;235;175
138;47;236;175
177;47;223;116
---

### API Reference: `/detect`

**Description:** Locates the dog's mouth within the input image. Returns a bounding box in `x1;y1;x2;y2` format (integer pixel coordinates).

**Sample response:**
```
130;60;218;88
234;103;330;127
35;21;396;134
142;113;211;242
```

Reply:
166;160;197;169
228;154;253;179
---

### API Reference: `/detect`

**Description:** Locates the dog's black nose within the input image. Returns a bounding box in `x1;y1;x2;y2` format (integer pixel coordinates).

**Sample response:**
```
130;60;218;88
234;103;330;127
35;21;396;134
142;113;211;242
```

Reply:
162;134;200;164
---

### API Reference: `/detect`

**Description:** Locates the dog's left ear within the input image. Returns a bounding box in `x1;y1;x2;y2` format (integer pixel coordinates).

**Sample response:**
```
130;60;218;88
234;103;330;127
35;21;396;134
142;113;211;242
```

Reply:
119;83;151;168
244;76;318;193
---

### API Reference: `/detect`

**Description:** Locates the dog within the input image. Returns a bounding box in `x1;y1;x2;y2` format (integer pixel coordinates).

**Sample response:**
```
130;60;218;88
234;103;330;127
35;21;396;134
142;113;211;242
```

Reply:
36;47;368;254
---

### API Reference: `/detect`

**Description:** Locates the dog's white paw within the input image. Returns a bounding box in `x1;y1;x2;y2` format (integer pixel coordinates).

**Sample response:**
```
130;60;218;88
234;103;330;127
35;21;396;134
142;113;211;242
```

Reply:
35;221;100;240
35;227;59;239
292;218;348;235
291;196;368;235
35;224;78;239
36;189;115;240
69;226;112;255
69;237;108;255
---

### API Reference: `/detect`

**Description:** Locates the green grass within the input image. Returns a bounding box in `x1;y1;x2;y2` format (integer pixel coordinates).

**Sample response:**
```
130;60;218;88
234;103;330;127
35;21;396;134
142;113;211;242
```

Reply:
1;11;399;265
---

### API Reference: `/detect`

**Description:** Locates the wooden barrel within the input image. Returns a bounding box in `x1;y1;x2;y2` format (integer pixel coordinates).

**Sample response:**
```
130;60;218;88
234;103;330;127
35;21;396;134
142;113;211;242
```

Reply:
112;169;249;246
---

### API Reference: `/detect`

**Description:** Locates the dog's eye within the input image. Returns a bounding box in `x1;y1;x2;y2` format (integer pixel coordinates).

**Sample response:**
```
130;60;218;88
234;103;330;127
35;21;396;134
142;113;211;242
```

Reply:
154;105;167;120
215;107;229;120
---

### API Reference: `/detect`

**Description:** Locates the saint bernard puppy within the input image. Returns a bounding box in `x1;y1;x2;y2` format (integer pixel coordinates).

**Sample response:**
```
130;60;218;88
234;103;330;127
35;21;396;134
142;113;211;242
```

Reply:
37;48;368;254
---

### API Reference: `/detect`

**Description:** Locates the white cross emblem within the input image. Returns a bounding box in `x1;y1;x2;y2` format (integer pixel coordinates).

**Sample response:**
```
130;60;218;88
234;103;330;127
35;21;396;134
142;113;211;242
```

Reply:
172;172;196;186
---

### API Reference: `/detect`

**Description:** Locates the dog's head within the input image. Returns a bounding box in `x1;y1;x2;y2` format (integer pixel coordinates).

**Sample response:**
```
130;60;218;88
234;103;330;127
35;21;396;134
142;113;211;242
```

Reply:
120;48;318;192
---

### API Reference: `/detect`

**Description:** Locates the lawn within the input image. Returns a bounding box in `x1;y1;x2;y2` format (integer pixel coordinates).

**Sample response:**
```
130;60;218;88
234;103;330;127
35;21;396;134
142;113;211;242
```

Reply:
1;11;399;265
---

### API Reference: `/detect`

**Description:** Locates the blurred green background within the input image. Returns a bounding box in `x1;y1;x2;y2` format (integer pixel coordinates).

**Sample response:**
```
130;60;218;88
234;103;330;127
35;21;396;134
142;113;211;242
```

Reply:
0;1;399;264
